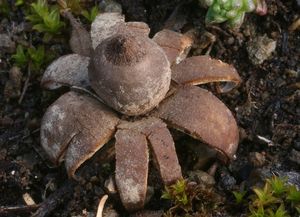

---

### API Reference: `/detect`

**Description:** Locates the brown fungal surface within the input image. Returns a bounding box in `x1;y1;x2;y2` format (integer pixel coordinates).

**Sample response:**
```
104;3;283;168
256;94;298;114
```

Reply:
40;91;119;177
89;32;171;116
117;118;182;185
115;118;182;210
171;55;242;93
62;10;92;57
91;12;125;49
90;12;150;49
155;85;239;162
153;29;193;65
148;126;182;185
40;13;242;213
41;54;90;89
115;129;149;211
122;22;150;38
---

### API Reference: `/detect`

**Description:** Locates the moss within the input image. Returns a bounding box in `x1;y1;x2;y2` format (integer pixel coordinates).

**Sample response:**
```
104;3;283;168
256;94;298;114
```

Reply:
233;176;300;217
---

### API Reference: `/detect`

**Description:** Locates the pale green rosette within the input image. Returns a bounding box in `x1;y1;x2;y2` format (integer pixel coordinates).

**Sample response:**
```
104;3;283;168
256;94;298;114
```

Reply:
202;0;256;27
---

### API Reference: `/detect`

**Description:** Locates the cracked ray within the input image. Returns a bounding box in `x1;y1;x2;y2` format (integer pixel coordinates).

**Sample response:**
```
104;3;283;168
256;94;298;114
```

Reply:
171;55;242;93
148;124;182;185
115;118;182;210
115;129;149;211
41;54;90;89
154;85;239;162
40;91;120;178
118;118;182;185
153;29;193;65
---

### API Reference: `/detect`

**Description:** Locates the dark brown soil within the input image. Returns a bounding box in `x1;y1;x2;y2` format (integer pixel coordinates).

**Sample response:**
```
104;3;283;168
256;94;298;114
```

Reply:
0;0;299;216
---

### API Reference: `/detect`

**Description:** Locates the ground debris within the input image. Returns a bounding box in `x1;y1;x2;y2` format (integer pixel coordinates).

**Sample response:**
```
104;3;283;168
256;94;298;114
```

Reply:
246;34;277;65
3;66;22;100
0;33;15;53
31;180;75;217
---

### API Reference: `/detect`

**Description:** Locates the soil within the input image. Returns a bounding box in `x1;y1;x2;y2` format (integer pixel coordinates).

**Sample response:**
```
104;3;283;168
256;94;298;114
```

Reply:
0;0;299;217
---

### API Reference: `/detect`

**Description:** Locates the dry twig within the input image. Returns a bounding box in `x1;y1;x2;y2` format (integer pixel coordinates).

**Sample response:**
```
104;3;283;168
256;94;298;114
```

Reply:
0;205;39;216
96;195;108;217
31;180;75;217
18;64;31;104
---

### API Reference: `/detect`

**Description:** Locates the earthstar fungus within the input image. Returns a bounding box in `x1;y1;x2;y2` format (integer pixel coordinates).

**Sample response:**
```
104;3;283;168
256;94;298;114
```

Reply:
40;12;241;211
89;32;171;116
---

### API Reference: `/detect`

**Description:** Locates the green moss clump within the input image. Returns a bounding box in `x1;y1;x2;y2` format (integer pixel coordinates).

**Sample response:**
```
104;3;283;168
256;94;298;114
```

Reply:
233;176;300;217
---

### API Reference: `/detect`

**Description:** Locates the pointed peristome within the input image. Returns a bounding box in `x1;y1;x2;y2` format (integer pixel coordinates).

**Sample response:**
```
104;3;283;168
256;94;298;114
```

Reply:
171;55;242;93
40;91;119;178
41;54;90;89
89;32;171;116
155;85;239;163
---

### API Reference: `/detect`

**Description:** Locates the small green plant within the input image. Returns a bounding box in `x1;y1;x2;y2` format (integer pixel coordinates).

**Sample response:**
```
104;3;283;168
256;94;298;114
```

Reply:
26;0;65;40
233;175;300;217
162;179;190;210
65;0;82;14
12;45;29;68
267;176;287;196
199;0;267;28
0;0;10;16
267;204;290;217
287;185;300;203
232;190;247;204
249;206;266;217
15;0;24;6
27;45;46;70
82;5;99;23
12;44;50;72
252;184;279;207
162;179;223;216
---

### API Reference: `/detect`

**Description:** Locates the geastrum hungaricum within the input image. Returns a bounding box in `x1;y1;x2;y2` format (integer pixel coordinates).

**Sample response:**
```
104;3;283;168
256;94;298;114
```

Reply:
40;12;241;211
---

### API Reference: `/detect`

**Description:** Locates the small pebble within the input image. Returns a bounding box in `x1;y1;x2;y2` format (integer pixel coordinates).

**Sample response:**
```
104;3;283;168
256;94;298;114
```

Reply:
276;171;300;189
226;37;235;45
237;164;254;181
90;176;99;183
0;116;13;127
289;149;300;165
103;206;119;217
22;193;36;205
248;152;266;167
0;33;15;53
27;118;39;130
270;31;278;38
145;186;154;204
246;34;277;65
185;140;217;170
289;18;300;32
104;176;118;194
294;141;300;151
285;69;299;78
0;149;7;160
248;168;272;188
130;210;164;217
219;173;236;191
188;170;216;187
99;0;122;13
4;66;23;100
